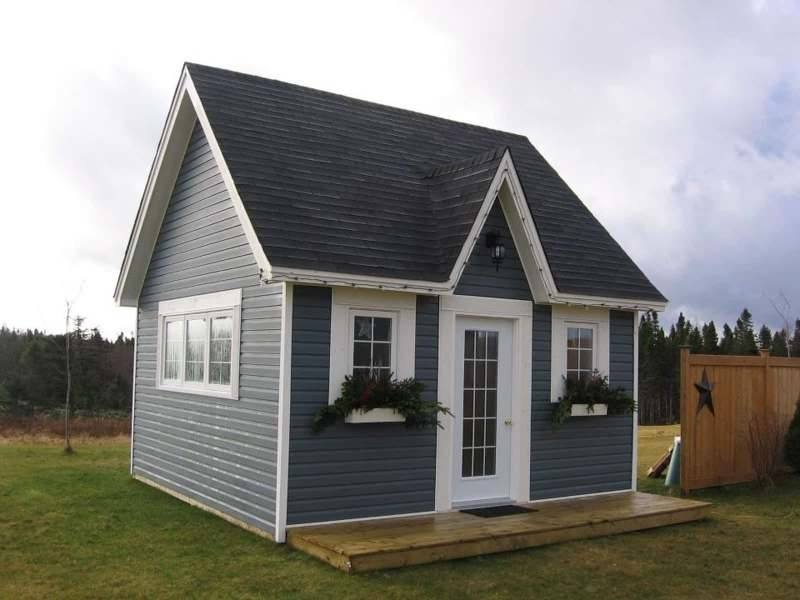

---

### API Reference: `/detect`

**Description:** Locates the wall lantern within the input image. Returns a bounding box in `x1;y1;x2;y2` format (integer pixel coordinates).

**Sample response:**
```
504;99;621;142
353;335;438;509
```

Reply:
485;232;506;271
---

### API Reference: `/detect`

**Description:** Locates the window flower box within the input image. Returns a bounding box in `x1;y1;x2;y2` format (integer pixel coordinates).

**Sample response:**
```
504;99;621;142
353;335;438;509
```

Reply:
570;403;608;417
344;408;405;424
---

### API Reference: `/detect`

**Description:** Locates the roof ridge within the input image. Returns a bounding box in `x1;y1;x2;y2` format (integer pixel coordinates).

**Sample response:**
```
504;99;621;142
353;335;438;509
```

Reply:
425;146;508;179
184;62;529;141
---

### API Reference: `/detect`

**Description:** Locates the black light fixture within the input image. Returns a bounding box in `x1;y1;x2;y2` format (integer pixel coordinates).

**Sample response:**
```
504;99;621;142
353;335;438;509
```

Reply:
485;232;506;271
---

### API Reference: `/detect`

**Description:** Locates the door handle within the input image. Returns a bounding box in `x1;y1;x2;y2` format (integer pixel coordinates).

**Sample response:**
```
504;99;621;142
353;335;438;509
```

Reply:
504;419;513;426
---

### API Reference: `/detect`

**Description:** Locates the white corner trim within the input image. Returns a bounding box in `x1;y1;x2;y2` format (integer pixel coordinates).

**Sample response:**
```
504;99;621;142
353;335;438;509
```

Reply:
550;305;611;403
435;294;533;511
327;287;416;404
158;289;242;316
632;310;640;491
275;282;293;543
115;66;272;307
129;308;139;475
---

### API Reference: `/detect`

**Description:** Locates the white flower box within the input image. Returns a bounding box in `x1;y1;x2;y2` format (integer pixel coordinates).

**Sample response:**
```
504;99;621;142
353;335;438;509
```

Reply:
344;408;405;424
570;403;608;417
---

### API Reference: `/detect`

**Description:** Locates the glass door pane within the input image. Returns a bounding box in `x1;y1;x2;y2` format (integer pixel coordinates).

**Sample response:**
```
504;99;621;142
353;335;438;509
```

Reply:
462;329;499;478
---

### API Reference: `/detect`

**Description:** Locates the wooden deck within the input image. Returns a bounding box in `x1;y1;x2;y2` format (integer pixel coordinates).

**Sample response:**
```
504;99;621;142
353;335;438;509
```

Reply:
287;492;710;573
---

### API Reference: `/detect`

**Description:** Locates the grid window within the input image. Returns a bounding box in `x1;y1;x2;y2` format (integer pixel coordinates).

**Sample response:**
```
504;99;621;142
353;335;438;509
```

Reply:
462;329;499;478
566;326;594;382
352;315;393;379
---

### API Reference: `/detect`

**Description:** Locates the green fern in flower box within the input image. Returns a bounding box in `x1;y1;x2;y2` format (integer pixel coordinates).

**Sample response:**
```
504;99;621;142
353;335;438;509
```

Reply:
312;371;451;433
551;370;634;429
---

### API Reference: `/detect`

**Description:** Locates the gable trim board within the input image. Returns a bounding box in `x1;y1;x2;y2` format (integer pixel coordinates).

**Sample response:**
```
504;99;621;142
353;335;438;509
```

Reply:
115;68;271;307
116;65;666;312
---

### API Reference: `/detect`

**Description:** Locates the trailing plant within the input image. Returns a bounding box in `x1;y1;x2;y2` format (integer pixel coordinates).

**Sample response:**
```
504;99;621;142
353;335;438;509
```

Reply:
312;371;452;433
785;395;800;473
551;370;635;429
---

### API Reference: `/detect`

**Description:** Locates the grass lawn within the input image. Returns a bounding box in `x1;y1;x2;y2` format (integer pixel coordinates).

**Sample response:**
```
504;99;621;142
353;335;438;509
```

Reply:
1;428;798;599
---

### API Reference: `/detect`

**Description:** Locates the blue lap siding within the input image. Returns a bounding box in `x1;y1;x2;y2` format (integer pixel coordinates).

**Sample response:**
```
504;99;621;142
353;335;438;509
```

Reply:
132;123;280;537
454;200;532;301
530;307;635;499
285;287;439;525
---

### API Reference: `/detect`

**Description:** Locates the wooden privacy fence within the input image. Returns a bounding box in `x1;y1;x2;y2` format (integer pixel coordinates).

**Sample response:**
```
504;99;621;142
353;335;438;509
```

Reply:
680;348;800;493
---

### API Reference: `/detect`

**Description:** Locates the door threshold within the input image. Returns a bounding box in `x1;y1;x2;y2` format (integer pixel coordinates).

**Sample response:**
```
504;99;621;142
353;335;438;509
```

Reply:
451;497;515;510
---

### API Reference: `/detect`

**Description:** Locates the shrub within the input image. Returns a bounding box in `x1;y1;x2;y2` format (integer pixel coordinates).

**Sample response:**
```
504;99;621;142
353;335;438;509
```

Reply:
748;414;785;487
785;397;800;473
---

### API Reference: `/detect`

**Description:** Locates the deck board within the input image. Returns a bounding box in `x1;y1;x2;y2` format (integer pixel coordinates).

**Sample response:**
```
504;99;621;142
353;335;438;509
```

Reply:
287;492;710;572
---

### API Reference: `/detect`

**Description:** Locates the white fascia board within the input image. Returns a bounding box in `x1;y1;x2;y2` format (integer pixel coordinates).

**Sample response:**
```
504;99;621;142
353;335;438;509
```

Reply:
267;266;451;294
114;70;195;307
114;66;272;307
549;293;667;313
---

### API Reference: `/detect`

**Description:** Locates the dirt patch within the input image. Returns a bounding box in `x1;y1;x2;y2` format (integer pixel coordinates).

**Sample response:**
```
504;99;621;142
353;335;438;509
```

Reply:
0;415;131;440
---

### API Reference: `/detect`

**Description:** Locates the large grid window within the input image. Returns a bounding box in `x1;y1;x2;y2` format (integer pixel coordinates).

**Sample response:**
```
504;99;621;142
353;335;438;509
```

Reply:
462;329;499;478
159;309;237;396
352;315;393;379
566;326;594;382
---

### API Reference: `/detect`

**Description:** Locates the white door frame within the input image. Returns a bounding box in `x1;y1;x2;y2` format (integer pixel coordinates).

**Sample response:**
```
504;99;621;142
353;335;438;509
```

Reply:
435;295;533;511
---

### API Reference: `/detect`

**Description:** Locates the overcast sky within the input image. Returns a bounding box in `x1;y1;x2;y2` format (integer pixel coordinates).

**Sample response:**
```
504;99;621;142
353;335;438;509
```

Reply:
2;1;798;338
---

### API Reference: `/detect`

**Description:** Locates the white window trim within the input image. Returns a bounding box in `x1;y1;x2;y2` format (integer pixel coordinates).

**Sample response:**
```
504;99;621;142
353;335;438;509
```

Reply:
550;305;610;403
156;289;242;400
328;288;416;404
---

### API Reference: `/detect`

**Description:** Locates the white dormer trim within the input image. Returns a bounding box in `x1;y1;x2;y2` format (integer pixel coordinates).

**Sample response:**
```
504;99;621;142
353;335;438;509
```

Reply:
114;66;271;307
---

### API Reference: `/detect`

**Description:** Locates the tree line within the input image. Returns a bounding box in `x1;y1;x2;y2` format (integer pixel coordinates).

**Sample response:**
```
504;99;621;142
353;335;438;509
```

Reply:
638;308;800;424
0;325;133;415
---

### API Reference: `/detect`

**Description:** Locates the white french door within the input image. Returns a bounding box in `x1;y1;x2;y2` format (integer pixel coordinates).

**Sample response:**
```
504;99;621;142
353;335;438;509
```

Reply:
452;317;513;505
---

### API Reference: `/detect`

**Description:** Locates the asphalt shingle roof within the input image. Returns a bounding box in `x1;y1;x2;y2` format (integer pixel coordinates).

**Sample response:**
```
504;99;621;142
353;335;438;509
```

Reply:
187;63;666;302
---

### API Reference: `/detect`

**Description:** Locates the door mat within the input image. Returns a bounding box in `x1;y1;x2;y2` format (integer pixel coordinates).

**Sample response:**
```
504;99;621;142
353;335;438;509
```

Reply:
460;505;536;518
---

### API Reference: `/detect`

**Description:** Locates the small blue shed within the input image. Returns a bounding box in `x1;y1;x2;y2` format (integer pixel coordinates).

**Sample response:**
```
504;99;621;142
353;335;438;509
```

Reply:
115;63;667;543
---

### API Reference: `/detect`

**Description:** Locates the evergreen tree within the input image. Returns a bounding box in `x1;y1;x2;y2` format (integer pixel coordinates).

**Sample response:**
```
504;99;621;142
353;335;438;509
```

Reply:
758;325;772;351
720;324;735;354
701;321;719;354
791;319;800;358
733;308;758;355
772;330;789;357
688;325;703;353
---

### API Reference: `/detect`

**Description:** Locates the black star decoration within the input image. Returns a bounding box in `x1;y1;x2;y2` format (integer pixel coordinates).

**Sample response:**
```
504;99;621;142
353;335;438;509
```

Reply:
694;368;715;416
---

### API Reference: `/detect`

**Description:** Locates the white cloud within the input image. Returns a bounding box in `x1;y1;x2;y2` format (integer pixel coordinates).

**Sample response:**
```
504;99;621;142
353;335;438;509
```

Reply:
1;0;798;336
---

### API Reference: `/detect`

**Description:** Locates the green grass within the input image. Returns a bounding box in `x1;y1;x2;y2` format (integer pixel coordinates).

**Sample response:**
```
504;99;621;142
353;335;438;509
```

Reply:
1;429;798;599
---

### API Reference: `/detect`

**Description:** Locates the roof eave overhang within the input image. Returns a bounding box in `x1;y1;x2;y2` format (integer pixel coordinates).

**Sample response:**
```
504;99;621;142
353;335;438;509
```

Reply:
268;148;668;312
114;66;271;307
